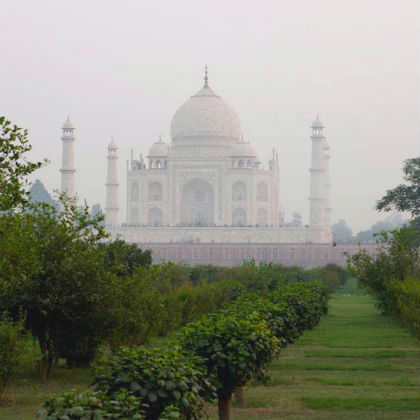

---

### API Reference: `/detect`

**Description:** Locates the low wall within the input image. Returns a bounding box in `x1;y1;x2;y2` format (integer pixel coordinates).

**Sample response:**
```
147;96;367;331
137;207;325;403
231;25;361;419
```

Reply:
108;226;332;244
135;242;377;268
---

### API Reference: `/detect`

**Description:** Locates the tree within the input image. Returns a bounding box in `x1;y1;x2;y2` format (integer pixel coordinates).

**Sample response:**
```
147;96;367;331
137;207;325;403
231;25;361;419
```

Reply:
101;239;152;277
347;226;420;314
91;203;103;216
331;219;354;243
0;116;47;211
0;196;110;379
181;313;279;420
376;156;420;218
29;179;58;209
0;315;25;403
94;346;215;420
355;215;405;243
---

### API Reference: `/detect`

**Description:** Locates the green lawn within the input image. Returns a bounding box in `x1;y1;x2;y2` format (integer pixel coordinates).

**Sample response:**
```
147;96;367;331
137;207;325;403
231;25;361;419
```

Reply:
1;279;418;420
224;279;419;420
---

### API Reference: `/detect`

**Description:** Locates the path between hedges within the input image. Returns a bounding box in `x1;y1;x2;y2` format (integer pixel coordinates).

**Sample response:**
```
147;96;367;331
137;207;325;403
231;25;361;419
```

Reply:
218;278;420;420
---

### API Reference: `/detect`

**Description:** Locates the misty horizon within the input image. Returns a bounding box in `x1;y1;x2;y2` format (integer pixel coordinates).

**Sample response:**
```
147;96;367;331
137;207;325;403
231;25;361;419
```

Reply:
1;0;418;232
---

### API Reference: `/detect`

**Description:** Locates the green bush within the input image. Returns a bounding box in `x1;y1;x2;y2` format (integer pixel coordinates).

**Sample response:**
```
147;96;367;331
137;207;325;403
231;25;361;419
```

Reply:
0;315;24;403
268;282;327;333
180;312;279;420
222;294;299;346
396;275;420;340
94;346;215;420
39;389;145;420
106;274;164;350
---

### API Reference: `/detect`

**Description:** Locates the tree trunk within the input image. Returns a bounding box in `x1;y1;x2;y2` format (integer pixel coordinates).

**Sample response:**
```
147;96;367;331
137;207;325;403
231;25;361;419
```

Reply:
234;386;246;408
218;393;232;420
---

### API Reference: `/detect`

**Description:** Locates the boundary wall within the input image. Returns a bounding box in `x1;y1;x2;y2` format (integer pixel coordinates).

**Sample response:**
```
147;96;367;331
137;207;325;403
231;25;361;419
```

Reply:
135;243;378;268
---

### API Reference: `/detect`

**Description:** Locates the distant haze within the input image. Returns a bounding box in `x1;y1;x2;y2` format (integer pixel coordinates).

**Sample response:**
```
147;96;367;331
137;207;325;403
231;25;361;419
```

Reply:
0;0;418;232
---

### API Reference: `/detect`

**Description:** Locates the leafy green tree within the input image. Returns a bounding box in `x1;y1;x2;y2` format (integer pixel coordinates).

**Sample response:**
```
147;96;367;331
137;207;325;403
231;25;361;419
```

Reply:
0;197;110;378
181;313;279;420
0;315;25;403
94;346;215;420
0;116;46;211
106;273;164;350
101;239;152;277
29;179;58;209
40;389;146;420
376;156;420;218
347;226;420;314
268;282;328;334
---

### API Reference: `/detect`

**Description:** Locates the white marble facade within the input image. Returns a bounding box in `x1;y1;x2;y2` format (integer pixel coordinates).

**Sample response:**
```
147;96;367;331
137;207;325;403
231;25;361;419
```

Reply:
105;72;332;244
126;79;280;229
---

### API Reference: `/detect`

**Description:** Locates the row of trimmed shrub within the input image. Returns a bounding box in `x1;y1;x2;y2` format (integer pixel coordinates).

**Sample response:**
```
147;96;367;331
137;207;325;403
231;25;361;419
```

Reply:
347;226;420;340
40;280;330;420
0;257;345;403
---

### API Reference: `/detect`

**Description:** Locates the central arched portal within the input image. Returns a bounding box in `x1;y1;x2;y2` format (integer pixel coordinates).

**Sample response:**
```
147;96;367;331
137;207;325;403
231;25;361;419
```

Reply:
181;178;214;225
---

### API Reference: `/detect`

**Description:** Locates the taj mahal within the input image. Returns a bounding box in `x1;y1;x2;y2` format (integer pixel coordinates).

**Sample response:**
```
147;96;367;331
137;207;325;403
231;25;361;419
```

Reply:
59;69;335;263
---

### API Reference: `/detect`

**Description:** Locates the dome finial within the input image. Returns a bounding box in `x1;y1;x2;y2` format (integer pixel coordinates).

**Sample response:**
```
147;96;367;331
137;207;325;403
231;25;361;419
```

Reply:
204;65;208;87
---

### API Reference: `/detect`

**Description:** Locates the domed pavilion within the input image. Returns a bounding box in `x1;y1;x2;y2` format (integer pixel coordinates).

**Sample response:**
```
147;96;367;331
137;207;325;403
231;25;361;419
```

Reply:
126;71;280;229
103;68;332;247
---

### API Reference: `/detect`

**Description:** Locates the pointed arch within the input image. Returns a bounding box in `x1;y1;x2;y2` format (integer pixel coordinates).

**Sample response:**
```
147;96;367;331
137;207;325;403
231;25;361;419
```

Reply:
148;207;162;226
232;207;247;226
257;182;268;201
148;181;163;201
131;182;139;202
232;181;247;201
130;208;139;225
257;207;268;226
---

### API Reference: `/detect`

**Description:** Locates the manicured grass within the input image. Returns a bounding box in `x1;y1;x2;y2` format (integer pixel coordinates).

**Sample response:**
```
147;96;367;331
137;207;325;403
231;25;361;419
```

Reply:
1;278;418;420
224;278;419;420
0;367;91;420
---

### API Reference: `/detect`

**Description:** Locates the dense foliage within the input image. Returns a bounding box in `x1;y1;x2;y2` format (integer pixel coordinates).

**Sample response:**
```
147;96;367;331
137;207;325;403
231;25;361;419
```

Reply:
376;156;420;218
39;389;146;420
94;347;215;420
0;117;46;211
348;155;420;340
347;226;420;339
0;199;110;378
181;312;279;419
0;316;25;403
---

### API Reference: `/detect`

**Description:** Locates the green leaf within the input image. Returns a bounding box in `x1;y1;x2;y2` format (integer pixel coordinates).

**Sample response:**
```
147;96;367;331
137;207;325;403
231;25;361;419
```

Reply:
148;392;158;402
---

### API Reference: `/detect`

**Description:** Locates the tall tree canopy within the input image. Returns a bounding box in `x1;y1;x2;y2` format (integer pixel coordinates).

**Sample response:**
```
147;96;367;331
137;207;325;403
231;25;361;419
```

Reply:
376;157;420;218
29;179;58;209
0;117;47;211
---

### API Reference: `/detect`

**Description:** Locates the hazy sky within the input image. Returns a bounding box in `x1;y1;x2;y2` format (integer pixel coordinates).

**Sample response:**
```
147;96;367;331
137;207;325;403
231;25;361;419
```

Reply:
1;0;418;232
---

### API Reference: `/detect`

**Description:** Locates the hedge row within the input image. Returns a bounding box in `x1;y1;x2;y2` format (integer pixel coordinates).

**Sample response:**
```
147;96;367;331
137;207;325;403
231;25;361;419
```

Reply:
347;226;420;340
41;280;330;420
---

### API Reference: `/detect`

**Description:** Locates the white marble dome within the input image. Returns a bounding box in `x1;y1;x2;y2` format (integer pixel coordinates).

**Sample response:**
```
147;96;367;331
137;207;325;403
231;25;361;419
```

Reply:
170;85;241;145
63;118;74;129
231;141;257;158
148;139;169;156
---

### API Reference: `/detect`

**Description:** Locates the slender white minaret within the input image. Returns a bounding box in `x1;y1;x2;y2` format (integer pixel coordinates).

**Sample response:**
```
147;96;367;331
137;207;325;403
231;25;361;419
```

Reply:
60;117;76;198
323;140;331;228
309;115;327;227
105;139;119;226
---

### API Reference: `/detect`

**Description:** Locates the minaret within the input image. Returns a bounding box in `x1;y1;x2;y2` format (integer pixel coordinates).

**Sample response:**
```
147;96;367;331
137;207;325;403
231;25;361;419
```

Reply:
309;115;327;227
323;140;331;229
60;117;76;198
105;139;119;226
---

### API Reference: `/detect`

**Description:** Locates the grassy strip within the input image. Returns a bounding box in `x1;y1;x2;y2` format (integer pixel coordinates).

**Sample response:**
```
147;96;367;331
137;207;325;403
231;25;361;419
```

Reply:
228;278;420;420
